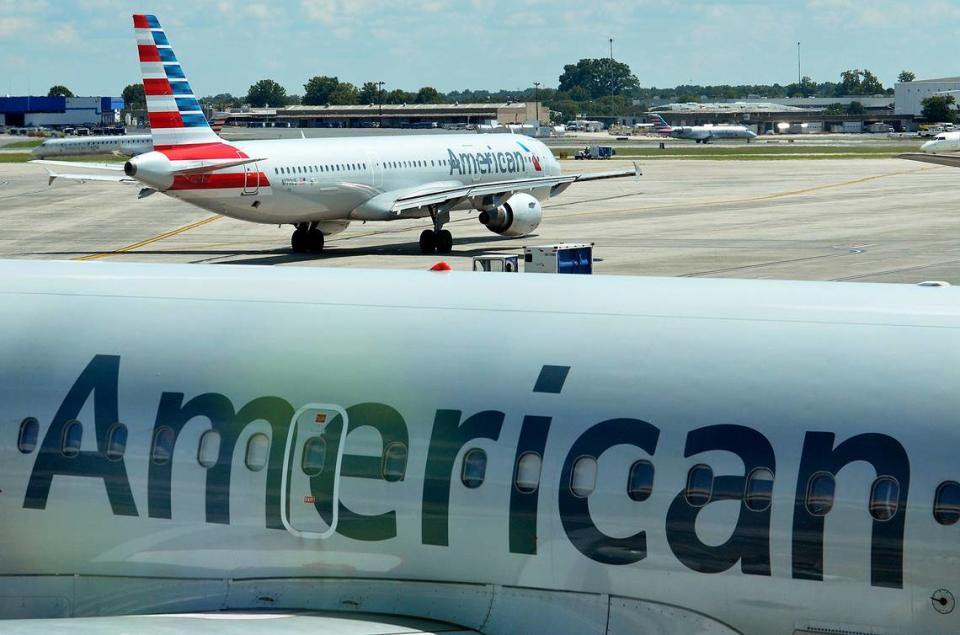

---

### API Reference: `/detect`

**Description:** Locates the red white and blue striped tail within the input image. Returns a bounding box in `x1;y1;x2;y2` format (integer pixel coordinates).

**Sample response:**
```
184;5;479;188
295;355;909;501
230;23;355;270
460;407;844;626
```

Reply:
133;14;221;150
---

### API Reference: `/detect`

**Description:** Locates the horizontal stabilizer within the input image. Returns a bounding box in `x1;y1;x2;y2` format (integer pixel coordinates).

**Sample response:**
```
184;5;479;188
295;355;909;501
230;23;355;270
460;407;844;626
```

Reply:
898;152;960;169
30;160;136;185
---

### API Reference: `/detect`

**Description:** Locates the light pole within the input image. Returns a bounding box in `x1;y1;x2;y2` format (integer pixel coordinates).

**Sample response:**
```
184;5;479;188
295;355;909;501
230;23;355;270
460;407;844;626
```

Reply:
609;37;615;125
376;81;385;128
797;41;801;87
533;82;541;124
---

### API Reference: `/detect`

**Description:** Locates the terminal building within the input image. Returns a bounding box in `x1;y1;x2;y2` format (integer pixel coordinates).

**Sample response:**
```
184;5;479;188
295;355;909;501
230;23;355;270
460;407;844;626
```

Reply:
0;96;125;128
221;102;543;128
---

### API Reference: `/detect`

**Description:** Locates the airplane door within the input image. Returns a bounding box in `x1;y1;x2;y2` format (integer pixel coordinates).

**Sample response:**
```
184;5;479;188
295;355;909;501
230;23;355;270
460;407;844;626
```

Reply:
240;152;260;195
280;404;349;539
367;152;383;188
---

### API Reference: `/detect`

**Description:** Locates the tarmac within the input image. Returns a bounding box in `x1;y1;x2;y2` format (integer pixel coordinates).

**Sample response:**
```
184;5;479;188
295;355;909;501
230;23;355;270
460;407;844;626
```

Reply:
1;154;959;283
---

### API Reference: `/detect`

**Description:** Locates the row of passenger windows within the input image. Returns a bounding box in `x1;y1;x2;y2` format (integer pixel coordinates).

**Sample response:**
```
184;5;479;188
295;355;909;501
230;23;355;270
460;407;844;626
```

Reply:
14;416;960;526
274;158;452;177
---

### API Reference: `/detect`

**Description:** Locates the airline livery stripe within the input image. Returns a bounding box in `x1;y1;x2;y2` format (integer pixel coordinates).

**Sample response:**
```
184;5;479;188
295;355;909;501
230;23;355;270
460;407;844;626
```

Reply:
158;47;176;62
137;44;160;62
155;143;247;159
169;173;270;191
152;31;170;46
143;78;172;96
148;111;184;128
132;14;160;29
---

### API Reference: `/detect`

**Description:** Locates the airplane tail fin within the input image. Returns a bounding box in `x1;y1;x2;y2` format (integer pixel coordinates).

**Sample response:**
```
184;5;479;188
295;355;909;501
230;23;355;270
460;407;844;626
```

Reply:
133;14;221;150
648;113;672;132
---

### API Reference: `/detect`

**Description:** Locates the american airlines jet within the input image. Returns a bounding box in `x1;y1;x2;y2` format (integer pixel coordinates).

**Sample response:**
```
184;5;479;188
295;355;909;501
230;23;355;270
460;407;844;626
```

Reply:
31;134;153;159
32;14;638;255
649;113;757;143
1;258;959;634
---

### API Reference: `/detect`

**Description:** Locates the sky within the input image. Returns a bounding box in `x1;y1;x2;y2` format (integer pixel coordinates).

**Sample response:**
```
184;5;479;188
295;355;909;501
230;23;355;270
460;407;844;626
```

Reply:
2;0;960;98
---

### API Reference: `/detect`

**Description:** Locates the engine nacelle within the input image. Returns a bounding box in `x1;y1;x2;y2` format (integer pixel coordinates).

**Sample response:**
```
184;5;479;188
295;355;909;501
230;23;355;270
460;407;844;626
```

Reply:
478;193;542;237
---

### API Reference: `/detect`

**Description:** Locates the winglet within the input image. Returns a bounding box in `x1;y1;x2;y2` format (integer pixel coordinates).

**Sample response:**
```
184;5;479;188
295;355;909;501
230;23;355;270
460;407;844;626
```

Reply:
47;172;57;186
633;161;642;178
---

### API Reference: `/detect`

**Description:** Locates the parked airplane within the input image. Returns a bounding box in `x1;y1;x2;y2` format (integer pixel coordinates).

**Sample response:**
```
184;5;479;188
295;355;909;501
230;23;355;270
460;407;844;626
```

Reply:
31;134;153;159
31;14;639;255
648;113;757;143
1;258;959;634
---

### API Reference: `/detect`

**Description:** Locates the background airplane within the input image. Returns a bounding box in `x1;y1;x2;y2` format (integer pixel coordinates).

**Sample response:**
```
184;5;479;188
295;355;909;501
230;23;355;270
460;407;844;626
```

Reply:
31;14;639;255
0;258;958;634
898;131;960;167
32;134;152;159
648;113;757;143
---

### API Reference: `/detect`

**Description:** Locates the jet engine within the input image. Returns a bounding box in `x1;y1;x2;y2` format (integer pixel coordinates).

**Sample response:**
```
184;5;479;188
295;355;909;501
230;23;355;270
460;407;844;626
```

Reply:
478;193;542;237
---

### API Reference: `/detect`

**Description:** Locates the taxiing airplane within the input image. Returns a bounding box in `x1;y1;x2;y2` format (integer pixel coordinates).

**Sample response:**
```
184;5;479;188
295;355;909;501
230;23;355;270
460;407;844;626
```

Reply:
31;134;152;159
1;258;959;634
648;113;757;143
31;14;639;255
898;131;960;168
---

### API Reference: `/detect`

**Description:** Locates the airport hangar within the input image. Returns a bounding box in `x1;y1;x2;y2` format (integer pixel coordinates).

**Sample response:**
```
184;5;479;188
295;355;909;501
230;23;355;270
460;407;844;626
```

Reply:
0;96;124;128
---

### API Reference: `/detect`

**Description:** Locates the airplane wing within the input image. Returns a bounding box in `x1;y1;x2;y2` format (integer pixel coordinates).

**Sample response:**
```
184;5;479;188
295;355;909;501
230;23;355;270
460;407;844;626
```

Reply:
898;152;960;168
386;162;642;214
30;160;137;185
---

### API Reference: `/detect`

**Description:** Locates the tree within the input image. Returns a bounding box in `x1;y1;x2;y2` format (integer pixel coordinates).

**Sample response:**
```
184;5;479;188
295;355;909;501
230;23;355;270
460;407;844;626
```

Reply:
898;70;915;83
921;95;956;123
47;85;73;97
246;79;287;107
860;70;883;94
121;83;145;109
836;69;884;96
359;81;383;105
328;82;359;105
384;89;415;104
303;75;340;105
845;101;865;115
416;86;445;104
824;103;846;115
786;76;817;98
201;93;241;110
558;58;639;99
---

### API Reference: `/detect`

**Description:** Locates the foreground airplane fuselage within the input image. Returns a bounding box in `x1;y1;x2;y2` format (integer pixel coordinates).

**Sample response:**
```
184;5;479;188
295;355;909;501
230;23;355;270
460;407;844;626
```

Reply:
1;260;959;634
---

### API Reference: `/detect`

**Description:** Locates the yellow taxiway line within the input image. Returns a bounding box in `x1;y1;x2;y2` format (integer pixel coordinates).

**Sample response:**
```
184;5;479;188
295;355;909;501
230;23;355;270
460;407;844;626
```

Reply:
73;215;223;261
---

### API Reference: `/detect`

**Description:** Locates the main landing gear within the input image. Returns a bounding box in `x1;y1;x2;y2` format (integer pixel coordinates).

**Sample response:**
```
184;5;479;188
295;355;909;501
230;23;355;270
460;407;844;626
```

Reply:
419;207;453;254
291;222;324;254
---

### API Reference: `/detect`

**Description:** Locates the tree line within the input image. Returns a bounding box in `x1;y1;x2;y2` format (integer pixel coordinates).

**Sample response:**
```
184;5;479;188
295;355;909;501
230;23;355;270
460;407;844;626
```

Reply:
108;63;942;123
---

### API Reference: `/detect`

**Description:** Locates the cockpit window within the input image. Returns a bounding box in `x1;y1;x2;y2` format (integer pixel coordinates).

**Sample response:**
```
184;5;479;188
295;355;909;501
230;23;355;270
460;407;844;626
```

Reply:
935;134;947;140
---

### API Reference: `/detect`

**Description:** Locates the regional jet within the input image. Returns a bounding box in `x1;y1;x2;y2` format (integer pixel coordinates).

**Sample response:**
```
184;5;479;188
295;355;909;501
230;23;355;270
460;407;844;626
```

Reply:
898;131;960;168
1;258;959;634
648;113;756;143
31;14;639;255
31;134;153;159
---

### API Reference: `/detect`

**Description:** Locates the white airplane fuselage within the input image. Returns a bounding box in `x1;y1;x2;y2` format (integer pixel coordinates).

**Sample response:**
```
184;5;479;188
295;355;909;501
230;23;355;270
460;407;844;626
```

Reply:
921;131;960;154
1;260;959;634
670;125;756;142
32;134;153;158
146;133;561;226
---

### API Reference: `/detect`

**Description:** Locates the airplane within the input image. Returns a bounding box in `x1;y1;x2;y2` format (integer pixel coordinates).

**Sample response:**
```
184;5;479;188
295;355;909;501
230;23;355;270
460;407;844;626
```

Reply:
648;113;757;143
31;134;153;159
1;257;959;634
31;14;640;256
898;131;960;168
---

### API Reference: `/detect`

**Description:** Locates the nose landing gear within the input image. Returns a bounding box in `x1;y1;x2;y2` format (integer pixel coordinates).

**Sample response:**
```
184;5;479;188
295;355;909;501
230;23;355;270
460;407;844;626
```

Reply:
291;222;324;254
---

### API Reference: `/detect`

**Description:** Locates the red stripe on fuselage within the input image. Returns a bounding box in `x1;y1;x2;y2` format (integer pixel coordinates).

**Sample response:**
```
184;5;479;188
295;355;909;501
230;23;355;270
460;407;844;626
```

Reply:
133;14;151;28
138;44;160;62
143;78;172;96
155;143;247;160
149;111;184;128
169;172;270;190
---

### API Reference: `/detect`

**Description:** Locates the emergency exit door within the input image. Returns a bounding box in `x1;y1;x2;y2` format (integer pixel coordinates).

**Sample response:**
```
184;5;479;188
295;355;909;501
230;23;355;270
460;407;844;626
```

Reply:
280;404;349;539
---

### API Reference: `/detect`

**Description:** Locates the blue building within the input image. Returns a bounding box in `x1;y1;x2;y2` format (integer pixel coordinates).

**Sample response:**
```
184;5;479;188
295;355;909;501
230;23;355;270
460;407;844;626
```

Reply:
0;96;124;128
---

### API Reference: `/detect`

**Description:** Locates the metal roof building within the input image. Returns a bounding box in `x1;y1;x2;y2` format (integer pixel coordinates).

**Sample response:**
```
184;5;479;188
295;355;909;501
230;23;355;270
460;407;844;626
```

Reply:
0;96;124;128
224;102;543;128
894;77;960;117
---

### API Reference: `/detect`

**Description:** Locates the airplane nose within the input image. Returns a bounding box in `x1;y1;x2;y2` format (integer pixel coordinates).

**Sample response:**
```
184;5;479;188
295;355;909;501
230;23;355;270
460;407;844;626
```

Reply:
30;146;43;158
921;140;937;153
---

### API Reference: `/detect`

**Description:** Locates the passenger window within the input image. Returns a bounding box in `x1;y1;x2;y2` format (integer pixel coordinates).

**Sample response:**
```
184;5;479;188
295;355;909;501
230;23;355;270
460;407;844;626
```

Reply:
152;426;175;465
105;423;128;461
744;467;775;512
17;417;39;454
685;464;713;507
515;452;542;493
934;481;960;525
197;430;220;468
244;433;269;472
805;472;835;516
570;456;598;497
870;476;899;521
382;442;407;482
627;459;655;502
61;420;82;458
461;448;487;489
301;436;326;476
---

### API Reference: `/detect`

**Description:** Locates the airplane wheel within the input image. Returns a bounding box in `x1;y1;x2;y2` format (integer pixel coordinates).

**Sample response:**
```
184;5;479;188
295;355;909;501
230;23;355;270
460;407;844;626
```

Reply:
436;229;453;254
419;229;437;254
291;229;309;253
307;228;324;253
